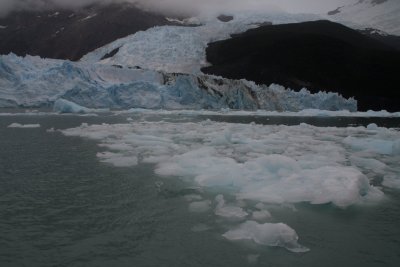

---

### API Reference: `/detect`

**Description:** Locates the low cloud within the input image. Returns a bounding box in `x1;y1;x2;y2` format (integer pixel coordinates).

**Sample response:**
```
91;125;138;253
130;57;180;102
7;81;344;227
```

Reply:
0;0;353;17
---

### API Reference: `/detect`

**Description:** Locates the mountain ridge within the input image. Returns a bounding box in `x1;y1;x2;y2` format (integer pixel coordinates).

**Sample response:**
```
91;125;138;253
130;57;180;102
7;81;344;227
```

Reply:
202;20;400;111
0;2;174;61
327;0;400;36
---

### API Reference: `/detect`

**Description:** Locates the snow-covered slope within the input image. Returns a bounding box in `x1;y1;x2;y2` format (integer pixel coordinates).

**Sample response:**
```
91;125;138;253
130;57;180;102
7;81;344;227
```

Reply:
82;12;320;74
327;0;400;35
0;2;173;61
0;54;356;111
1;10;359;112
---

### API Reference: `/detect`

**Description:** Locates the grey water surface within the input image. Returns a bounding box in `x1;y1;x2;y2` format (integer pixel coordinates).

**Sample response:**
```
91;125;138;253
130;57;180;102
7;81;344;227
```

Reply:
0;113;399;267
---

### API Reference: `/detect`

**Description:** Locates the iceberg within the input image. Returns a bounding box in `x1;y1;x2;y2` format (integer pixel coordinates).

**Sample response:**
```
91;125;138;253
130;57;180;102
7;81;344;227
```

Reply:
222;221;309;253
53;99;91;113
7;123;40;128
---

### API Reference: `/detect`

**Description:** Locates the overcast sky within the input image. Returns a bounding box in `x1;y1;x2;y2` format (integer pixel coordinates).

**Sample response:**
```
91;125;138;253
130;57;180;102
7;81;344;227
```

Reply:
0;0;354;17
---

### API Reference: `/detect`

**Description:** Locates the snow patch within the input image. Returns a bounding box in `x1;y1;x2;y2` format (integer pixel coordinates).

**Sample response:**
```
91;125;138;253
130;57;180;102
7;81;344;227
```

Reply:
326;0;400;36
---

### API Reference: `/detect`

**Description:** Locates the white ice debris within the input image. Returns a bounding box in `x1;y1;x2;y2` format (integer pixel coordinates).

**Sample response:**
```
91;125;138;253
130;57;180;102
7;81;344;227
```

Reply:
7;123;40;128
96;151;138;167
59;117;400;251
222;221;309;253
188;200;211;213
252;210;272;221
383;174;400;189
215;195;248;220
53;99;91;113
60;120;397;206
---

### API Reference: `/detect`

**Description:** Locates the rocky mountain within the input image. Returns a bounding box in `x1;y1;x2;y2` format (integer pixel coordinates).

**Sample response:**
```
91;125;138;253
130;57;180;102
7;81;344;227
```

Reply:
202;20;400;111
327;0;400;36
0;2;174;61
0;2;399;112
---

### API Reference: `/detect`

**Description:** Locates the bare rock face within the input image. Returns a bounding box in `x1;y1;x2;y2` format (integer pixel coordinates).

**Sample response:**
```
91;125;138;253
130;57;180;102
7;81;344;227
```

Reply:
0;3;173;61
217;15;234;22
202;20;400;111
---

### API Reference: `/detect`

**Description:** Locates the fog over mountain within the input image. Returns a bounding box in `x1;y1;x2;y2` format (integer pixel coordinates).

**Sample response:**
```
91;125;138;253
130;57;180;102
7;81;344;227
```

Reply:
0;0;351;17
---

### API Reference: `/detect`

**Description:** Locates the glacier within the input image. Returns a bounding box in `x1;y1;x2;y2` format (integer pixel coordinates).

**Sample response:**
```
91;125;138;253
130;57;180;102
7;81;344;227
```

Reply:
81;11;321;74
0;53;356;112
0;10;378;113
326;0;400;35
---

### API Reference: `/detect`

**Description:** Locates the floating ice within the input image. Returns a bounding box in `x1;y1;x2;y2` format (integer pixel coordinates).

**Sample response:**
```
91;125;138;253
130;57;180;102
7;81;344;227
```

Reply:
7;123;40;128
188;200;211;213
53;99;91;114
60;120;396;205
252;210;272;221
383;174;400;189
223;221;309;253
96;151;138;167
60;117;400;251
215;195;248;220
343;136;400;155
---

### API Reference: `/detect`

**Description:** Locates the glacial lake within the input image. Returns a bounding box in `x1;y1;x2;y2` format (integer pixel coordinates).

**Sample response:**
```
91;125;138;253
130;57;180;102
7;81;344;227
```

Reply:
1;113;399;267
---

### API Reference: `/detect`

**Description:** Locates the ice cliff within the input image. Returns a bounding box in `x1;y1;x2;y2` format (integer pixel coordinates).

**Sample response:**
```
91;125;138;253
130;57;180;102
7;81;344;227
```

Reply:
0;54;356;112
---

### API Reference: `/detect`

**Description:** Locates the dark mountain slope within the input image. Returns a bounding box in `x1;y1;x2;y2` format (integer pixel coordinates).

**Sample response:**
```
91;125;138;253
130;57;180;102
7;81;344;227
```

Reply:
0;3;173;61
358;28;400;50
202;20;400;111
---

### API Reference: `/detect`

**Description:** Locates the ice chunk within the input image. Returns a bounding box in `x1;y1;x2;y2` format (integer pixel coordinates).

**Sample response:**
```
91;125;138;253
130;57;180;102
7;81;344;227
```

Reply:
188;200;211;213
96;151;138;167
350;156;387;174
383;174;400;189
252;210;272;221
222;221;309;252
343;136;399;155
61;120;393;206
53;99;90;113
367;123;379;130
7;123;40;128
215;195;248;220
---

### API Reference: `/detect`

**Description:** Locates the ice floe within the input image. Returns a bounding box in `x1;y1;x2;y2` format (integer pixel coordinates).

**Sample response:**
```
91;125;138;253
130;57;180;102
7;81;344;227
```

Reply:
223;221;309;253
7;123;40;128
59;119;400;251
